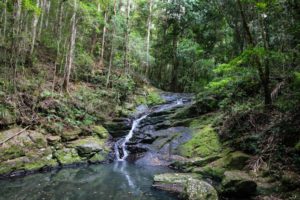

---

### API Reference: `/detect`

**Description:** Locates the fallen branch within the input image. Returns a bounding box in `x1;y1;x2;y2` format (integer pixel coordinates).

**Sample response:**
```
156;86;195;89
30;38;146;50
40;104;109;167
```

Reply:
0;126;31;146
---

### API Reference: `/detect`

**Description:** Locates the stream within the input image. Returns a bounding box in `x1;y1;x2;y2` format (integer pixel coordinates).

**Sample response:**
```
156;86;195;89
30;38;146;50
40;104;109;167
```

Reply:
0;93;193;200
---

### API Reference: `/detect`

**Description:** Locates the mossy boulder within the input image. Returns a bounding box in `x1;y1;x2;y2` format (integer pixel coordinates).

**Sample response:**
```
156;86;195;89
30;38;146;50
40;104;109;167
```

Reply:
0;128;58;175
92;125;109;139
66;136;108;158
186;178;219;200
54;148;83;165
153;173;218;200
104;119;131;138
221;170;257;197
89;153;106;163
179;125;221;158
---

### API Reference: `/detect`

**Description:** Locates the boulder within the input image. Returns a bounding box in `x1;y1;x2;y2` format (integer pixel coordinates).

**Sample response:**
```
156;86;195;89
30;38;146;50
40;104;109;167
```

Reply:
0;128;58;176
92;125;109;139
186;178;218;200
89;153;106;163
178;125;221;158
153;173;218;200
104;119;131;138
66;136;108;158
54;148;83;165
221;170;257;197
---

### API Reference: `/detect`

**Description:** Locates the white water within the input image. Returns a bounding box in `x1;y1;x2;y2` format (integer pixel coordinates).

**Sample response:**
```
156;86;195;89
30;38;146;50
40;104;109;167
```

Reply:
116;115;148;161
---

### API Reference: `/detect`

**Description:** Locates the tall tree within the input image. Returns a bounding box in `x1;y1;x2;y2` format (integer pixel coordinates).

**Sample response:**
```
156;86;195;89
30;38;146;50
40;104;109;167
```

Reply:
63;0;78;92
145;0;153;76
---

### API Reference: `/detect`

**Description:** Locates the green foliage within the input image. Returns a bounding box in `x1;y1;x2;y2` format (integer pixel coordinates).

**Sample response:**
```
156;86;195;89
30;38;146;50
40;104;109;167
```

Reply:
22;0;41;14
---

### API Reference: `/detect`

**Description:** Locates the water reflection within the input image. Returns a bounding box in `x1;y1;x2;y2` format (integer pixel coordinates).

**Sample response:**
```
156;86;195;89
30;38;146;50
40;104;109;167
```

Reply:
0;162;177;200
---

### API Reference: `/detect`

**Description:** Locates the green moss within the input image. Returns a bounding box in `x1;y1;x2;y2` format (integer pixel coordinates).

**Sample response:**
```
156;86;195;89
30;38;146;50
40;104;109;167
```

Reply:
54;148;83;165
92;125;109;139
179;125;221;158
198;166;226;180
135;86;164;106
0;105;16;125
24;158;57;171
189;114;218;129
1;145;25;161
89;153;105;163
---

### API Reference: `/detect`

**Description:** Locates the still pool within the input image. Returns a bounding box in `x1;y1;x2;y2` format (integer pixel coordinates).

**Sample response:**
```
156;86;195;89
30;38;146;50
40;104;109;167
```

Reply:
0;162;177;200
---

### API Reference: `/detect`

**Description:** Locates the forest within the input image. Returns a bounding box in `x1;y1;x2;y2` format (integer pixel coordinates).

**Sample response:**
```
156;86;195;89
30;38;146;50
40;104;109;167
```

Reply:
0;0;299;200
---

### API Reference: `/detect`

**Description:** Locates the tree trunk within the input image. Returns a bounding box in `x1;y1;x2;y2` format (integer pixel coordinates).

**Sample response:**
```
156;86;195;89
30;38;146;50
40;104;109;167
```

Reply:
30;0;40;55
171;34;179;92
3;0;7;40
99;11;108;69
123;0;131;71
237;0;271;107
106;0;117;88
63;0;77;92
145;0;153;76
11;0;22;93
45;0;51;29
52;1;64;93
37;0;45;40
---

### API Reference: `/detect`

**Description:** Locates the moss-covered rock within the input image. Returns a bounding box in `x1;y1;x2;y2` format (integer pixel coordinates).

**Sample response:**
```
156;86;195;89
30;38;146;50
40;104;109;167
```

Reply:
54;148;83;165
153;173;218;200
92;125;109;139
186;178;219;200
179;125;221;158
89;153;106;163
0;128;58;175
66;136;109;158
221;170;257;197
104;119;131;138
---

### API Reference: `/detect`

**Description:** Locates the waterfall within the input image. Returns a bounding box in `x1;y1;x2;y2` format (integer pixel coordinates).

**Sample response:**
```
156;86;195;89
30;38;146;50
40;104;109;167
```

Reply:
116;115;148;161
